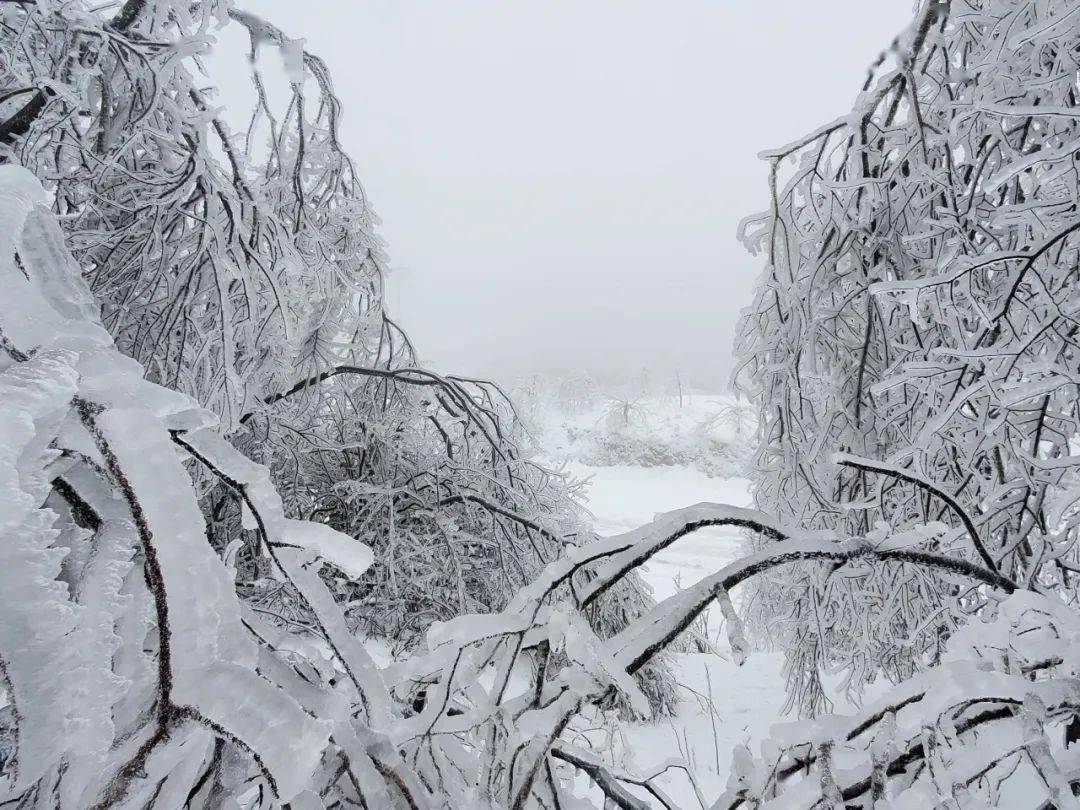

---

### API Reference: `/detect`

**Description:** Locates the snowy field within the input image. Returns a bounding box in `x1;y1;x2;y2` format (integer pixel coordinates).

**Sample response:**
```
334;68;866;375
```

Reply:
542;417;790;806
520;389;754;481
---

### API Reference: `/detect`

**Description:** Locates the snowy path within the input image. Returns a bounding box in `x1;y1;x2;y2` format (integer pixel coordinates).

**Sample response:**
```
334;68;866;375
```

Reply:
563;461;789;807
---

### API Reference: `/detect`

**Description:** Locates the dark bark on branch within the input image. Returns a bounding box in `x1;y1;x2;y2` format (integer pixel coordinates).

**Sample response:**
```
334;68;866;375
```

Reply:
435;493;564;546
241;364;498;431
579;515;789;609
77;400;173;706
0;90;48;148
835;453;1007;580
549;746;649;810
623;544;1015;675
0;0;148;147
109;0;148;34
50;476;102;531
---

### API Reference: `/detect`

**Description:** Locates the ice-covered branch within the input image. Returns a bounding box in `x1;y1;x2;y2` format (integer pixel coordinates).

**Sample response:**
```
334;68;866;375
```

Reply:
833;451;1008;579
610;539;1016;677
736;0;1080;721
576;503;802;608
548;745;651;810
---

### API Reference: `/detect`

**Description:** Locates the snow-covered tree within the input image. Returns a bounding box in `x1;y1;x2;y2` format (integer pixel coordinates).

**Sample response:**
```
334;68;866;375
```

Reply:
736;0;1080;716
0;169;823;805
0;0;677;711
0;187;1011;804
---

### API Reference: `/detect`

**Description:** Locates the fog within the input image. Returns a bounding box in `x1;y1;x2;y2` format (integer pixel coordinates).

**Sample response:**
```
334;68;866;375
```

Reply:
212;2;914;389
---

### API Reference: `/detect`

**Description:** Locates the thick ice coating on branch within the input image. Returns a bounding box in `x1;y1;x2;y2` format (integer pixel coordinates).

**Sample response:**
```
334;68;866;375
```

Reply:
0;166;331;802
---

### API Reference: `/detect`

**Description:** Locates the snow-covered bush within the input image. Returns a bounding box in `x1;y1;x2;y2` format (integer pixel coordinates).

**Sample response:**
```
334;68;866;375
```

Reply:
0;163;354;807
721;588;1080;809
576;404;752;479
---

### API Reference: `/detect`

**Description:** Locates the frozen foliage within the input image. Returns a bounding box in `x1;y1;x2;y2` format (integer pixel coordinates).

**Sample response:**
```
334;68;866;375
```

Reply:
0;178;816;806
736;0;1080;717
716;0;1080;806
0;164;331;805
0;145;746;810
0;148;1070;809
579;401;752;478
6;0;1080;807
717;590;1080;809
0;0;674;707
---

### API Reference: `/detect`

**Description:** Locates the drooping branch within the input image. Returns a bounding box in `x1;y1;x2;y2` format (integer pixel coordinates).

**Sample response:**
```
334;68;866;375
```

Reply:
169;429;432;809
434;493;566;546
744;698;1079;810
245;362;514;457
576;503;795;609
733;0;1080;720
833;451;1009;581
413;502;1015;739
169;430;380;716
248;365;446;418
548;746;650;810
76;399;174;711
611;539;1016;676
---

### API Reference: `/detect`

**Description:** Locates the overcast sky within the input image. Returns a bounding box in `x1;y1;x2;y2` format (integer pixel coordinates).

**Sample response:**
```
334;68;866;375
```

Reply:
212;2;914;389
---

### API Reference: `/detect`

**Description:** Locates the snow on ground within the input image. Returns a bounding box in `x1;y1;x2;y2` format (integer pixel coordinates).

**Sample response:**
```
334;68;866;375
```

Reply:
564;461;755;607
555;456;789;806
526;392;892;806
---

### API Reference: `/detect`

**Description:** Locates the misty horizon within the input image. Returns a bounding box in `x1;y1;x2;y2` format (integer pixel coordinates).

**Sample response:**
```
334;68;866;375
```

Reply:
210;1;914;389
